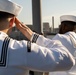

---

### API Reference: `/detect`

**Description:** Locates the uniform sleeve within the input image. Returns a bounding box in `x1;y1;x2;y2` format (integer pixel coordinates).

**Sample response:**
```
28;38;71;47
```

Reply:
7;38;75;72
30;32;54;48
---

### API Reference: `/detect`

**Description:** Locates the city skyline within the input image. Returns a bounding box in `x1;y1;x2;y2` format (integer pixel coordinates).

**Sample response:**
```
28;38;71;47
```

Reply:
12;0;76;28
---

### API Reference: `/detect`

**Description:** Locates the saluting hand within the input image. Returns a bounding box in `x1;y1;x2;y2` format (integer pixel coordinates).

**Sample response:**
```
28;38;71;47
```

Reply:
15;18;34;40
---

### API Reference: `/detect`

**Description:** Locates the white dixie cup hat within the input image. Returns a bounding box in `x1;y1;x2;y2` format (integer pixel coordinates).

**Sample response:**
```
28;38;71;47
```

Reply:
0;0;23;16
60;15;76;23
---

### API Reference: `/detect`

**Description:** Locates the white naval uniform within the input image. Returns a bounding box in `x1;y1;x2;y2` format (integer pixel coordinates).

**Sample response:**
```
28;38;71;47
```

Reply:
0;31;75;75
49;31;76;75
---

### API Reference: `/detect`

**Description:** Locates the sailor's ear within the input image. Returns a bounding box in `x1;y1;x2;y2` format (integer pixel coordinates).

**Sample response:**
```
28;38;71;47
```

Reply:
9;17;15;27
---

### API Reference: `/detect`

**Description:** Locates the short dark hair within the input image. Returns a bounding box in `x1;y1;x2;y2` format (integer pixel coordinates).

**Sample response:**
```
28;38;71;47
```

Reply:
0;11;14;20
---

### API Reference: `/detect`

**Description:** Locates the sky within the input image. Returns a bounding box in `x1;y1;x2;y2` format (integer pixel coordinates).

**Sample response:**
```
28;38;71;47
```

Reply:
12;0;76;28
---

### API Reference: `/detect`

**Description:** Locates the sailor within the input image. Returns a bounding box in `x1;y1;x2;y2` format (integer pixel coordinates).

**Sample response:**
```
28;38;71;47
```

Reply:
0;0;75;75
49;15;76;75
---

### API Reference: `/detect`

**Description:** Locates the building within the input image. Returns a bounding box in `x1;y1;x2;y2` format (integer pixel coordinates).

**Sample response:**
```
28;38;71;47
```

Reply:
43;22;51;33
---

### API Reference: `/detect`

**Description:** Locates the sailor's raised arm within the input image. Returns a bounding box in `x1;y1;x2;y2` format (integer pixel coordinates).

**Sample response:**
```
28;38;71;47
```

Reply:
8;39;75;72
15;18;55;47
